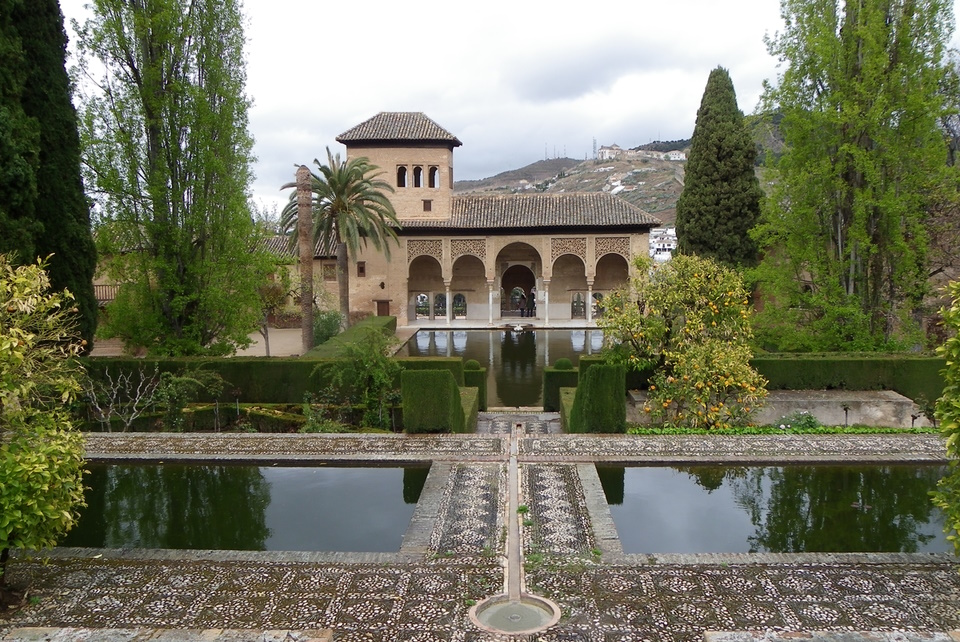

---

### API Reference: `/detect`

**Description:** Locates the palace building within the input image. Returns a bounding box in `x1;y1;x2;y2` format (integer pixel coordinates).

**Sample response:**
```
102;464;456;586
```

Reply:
333;112;660;326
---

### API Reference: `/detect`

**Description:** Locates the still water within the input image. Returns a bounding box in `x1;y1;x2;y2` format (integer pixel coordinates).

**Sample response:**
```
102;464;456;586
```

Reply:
597;464;950;554
399;329;604;407
63;464;429;552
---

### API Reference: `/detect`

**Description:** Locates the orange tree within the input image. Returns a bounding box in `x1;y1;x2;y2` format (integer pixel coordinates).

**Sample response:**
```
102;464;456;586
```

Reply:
598;254;766;429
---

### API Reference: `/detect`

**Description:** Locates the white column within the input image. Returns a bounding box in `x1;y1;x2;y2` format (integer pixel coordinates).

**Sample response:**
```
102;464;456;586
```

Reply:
543;280;550;326
586;281;594;323
487;281;494;326
445;283;452;325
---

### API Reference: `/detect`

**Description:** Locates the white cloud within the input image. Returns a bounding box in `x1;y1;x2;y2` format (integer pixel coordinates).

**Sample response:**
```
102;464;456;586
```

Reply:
59;0;959;211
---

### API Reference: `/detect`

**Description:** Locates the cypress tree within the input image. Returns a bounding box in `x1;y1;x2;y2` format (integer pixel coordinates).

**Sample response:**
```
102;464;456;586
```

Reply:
675;66;762;266
0;0;42;263
12;0;98;346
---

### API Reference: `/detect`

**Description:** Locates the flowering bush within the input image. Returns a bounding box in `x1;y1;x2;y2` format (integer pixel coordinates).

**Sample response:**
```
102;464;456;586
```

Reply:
599;254;767;429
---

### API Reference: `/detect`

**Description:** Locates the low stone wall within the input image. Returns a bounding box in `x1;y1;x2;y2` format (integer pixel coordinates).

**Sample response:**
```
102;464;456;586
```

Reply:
628;389;933;429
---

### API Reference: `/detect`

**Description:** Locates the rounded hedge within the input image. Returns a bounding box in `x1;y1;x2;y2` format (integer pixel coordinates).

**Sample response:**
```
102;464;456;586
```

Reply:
464;359;482;370
554;358;574;370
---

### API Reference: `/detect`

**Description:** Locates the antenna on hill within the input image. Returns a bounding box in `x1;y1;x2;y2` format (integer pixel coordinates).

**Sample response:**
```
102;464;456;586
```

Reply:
592;138;597;160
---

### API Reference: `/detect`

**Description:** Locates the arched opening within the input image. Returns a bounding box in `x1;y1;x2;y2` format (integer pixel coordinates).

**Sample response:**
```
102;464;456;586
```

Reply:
397;166;407;188
496;242;541;319
594;253;629;293
501;264;535;317
552;253;587;321
428;166;439;188
408;255;443;321
452;293;467;318
434;293;446;317
413;166;423;188
451;254;485;321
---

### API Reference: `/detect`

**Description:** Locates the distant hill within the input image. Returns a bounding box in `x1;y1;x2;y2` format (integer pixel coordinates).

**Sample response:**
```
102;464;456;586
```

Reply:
454;120;782;227
455;155;685;225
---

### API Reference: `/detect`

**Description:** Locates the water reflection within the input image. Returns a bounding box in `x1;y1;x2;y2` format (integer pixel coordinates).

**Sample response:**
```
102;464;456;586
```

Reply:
65;464;428;552
399;330;598;407
598;464;949;554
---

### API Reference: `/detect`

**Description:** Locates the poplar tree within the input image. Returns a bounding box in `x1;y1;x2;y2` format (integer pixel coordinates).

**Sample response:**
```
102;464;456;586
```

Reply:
756;0;952;348
676;66;762;266
0;0;97;346
74;0;269;355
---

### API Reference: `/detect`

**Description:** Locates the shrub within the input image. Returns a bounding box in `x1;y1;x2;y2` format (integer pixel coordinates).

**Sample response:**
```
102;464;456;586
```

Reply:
553;358;574;370
463;365;487;411
402;370;464;434
464;359;481;370
932;280;960;556
543;367;579;412
569;363;626;433
313;309;342;345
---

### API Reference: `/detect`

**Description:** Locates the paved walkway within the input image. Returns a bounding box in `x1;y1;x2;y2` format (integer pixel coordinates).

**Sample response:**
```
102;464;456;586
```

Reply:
1;423;958;641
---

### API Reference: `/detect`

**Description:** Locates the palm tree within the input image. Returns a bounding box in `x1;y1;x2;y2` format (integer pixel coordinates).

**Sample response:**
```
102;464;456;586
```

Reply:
282;148;399;336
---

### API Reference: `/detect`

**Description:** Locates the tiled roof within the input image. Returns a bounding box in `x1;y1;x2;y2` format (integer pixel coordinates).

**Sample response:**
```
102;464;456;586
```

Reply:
260;235;336;259
336;112;462;146
400;193;661;229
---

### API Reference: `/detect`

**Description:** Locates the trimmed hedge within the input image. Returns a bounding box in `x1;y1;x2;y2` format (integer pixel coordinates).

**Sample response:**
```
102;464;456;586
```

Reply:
543;367;579;412
569;363;626;433
559;387;577;432
401;369;465;434
750;355;946;404
394;357;465;386
463;366;487;411
460;387;480;432
579;355;652;391
302;315;397;358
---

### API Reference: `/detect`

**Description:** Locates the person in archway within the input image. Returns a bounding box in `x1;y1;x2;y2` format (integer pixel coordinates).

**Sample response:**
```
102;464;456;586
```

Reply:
526;286;536;318
518;292;527;316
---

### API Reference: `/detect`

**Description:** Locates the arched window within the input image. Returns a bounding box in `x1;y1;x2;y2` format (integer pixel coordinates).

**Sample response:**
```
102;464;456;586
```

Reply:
433;293;446;316
428;166;440;188
453;293;467;318
397;166;407;188
572;292;586;318
413;166;423;188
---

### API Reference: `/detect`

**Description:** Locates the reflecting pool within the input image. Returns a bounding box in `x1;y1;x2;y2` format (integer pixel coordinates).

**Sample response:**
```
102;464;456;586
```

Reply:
597;464;950;554
399;329;604;407
63;464;429;552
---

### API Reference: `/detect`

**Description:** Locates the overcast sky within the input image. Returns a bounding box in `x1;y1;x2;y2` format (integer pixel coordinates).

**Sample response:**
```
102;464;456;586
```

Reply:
58;0;958;213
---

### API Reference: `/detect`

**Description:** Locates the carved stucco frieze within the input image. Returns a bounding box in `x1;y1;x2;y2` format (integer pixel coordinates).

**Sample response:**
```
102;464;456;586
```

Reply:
451;238;486;261
595;236;630;259
551;237;586;263
407;239;443;263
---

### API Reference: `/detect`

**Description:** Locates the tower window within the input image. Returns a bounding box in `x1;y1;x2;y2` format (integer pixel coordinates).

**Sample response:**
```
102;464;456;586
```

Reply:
428;166;439;188
413;166;423;187
357;261;366;277
422;200;432;212
396;166;407;187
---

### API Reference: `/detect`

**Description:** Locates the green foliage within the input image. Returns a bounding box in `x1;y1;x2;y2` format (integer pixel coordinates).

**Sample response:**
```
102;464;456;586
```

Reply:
281;148;400;328
774;410;823;431
401;370;465;434
313;309;343;346
756;0;952;347
933;280;960;556
464;359;481;370
152;369;226;432
75;0;269;356
303;315;397;358
569;363;626;433
542;367;579;412
0;0;98;346
676;66;762;266
553;358;573;370
0;255;86;587
321;327;400;430
463;365;487;411
599;254;767;429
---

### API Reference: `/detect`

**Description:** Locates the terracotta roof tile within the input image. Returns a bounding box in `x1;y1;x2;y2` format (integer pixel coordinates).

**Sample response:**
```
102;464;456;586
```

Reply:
400;193;661;229
337;112;462;146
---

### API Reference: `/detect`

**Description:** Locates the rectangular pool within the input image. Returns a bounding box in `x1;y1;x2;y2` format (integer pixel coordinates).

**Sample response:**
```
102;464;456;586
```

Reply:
63;463;429;552
597;464;951;554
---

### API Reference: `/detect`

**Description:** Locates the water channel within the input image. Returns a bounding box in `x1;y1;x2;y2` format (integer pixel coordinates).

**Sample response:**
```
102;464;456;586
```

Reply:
398;329;603;407
63;464;429;552
598;464;951;554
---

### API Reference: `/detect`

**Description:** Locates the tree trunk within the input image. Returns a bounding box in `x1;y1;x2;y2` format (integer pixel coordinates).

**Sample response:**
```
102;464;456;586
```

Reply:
337;241;350;329
296;165;314;352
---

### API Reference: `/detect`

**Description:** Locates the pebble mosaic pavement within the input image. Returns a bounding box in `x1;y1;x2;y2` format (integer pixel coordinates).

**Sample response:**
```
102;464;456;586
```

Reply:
2;413;960;641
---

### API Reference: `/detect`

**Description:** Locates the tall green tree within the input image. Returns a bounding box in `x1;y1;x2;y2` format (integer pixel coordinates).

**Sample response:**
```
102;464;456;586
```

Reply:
281;148;400;329
73;0;268;355
0;0;97;347
755;0;952;348
676;66;763;266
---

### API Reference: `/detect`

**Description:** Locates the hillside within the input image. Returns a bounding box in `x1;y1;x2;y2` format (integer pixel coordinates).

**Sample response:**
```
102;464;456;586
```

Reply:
455;155;685;225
